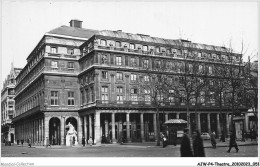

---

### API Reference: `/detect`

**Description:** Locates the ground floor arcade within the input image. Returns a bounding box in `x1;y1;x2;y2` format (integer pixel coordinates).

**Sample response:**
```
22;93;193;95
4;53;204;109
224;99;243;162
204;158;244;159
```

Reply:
13;109;250;146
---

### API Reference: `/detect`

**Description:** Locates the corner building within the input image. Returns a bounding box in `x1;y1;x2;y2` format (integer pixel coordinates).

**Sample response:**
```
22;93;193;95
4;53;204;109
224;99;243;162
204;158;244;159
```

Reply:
13;20;247;146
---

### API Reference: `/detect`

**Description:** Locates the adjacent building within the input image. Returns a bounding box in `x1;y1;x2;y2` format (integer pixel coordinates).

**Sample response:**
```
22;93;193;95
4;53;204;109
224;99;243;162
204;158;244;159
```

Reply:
12;20;248;146
1;63;22;143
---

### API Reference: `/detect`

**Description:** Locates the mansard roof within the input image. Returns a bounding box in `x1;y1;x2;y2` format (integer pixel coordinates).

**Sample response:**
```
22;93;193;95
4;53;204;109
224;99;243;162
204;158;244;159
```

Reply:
47;25;98;39
97;30;233;53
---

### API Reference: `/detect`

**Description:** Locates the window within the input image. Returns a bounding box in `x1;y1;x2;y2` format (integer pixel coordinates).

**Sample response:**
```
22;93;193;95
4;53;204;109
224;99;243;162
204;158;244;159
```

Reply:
144;75;149;82
130;74;137;81
115;41;121;48
68;92;75;106
68;62;74;69
130;57;137;67
199;65;203;73
130;43;135;50
116;56;122;66
169;97;175;103
198;52;202;58
189;64;193;73
209;92;215;103
200;92;205;103
155;60;161;68
101;55;108;64
131;88;138;103
155;47;160;53
101;86;109;103
51;61;58;69
100;39;107;46
144;89;151;103
117;95;123;104
117;87;123;104
102;71;108;79
51;47;57;53
67;48;74;55
210;80;214;86
117;87;123;93
209;66;213;74
143;45;148;51
50;91;58;106
143;59;149;68
116;72;123;80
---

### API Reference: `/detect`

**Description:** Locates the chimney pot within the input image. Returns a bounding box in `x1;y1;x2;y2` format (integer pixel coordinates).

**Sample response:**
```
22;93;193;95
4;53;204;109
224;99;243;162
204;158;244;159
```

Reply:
69;19;82;28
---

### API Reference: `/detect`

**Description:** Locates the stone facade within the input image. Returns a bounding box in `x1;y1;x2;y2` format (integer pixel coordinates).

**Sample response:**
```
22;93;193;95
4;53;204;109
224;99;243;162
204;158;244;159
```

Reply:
11;20;249;146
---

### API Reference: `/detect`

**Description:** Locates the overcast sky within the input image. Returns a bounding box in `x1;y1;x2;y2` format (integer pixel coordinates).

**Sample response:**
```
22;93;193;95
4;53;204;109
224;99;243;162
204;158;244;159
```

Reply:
1;0;259;89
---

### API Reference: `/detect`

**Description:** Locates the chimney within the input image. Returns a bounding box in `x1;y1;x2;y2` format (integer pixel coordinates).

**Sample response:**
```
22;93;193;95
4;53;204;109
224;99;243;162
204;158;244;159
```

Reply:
69;19;82;28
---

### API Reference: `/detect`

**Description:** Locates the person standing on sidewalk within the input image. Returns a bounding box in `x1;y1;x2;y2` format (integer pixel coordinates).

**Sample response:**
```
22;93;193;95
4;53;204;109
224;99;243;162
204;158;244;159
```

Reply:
193;130;205;157
210;131;216;148
28;138;32;148
180;128;193;157
82;136;86;147
227;132;239;153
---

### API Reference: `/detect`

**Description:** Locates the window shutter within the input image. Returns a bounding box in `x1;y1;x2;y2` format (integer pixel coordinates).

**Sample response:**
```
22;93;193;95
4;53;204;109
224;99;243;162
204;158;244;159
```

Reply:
152;59;155;69
139;58;142;67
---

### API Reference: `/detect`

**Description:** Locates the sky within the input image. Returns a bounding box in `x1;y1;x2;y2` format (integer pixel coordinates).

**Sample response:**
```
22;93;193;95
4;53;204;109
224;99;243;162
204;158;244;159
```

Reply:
1;0;259;89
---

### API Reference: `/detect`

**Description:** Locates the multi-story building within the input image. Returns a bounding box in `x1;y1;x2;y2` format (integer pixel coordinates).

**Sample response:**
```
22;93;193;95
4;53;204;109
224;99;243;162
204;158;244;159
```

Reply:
13;20;247;146
1;63;22;143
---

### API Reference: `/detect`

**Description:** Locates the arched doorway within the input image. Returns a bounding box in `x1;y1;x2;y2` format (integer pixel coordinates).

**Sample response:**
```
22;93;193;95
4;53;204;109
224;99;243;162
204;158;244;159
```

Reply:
49;117;61;145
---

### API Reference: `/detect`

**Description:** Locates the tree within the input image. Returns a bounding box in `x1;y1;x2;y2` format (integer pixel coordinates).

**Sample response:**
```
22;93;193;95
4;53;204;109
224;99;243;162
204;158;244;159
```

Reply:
139;58;171;146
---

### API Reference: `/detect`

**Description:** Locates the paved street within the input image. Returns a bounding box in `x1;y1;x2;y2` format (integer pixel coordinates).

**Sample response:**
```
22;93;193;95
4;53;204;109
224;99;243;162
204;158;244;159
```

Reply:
1;140;258;157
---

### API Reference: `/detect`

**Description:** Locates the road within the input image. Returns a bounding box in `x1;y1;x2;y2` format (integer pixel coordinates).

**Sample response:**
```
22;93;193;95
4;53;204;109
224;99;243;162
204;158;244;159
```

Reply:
1;144;258;157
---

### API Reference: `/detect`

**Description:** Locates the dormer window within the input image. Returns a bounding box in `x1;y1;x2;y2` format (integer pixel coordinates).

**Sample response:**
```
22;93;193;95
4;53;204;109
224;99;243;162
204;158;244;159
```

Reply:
115;41;121;48
143;45;148;52
130;43;135;50
100;39;107;46
67;48;74;55
51;47;57;53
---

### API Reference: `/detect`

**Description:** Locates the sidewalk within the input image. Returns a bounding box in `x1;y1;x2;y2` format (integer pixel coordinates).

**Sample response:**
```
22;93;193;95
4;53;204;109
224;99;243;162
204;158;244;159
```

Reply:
8;139;258;149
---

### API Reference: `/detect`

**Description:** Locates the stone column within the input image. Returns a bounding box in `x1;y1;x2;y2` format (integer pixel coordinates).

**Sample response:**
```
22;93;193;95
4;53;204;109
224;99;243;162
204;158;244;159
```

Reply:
176;112;179;119
207;113;211;133
226;113;230;137
44;116;50;146
153;113;157;142
165;113;168;122
89;115;92;139
216;113;221;137
197;113;201;132
111;113;116;143
94;112;101;145
140;113;144;142
77;116;83;144
60;116;65;145
126;113;131;142
41;118;44;145
84;115;87;139
245;113;249;133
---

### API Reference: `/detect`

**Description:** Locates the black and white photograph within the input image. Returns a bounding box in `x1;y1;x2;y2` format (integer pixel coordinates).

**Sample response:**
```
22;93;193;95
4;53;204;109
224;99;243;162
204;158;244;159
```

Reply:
1;0;259;166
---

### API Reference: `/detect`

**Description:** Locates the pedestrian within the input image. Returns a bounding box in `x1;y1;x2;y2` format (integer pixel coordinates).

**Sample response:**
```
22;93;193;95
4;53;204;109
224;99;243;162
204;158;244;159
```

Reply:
193;130;205;157
17;140;20;145
28;138;32;148
73;136;75;146
227;132;239;153
220;131;225;142
21;139;24;146
46;137;51;148
88;136;93;146
180;128;193;157
241;130;245;142
82;136;86;147
210;131;216;148
161;133;168;148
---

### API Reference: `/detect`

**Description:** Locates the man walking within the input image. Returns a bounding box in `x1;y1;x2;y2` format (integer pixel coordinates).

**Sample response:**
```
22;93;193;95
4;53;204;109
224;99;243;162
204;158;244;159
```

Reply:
227;132;239;153
180;128;193;157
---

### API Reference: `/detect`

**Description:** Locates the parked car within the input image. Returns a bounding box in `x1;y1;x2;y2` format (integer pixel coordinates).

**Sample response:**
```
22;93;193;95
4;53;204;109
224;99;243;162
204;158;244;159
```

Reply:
201;132;211;140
